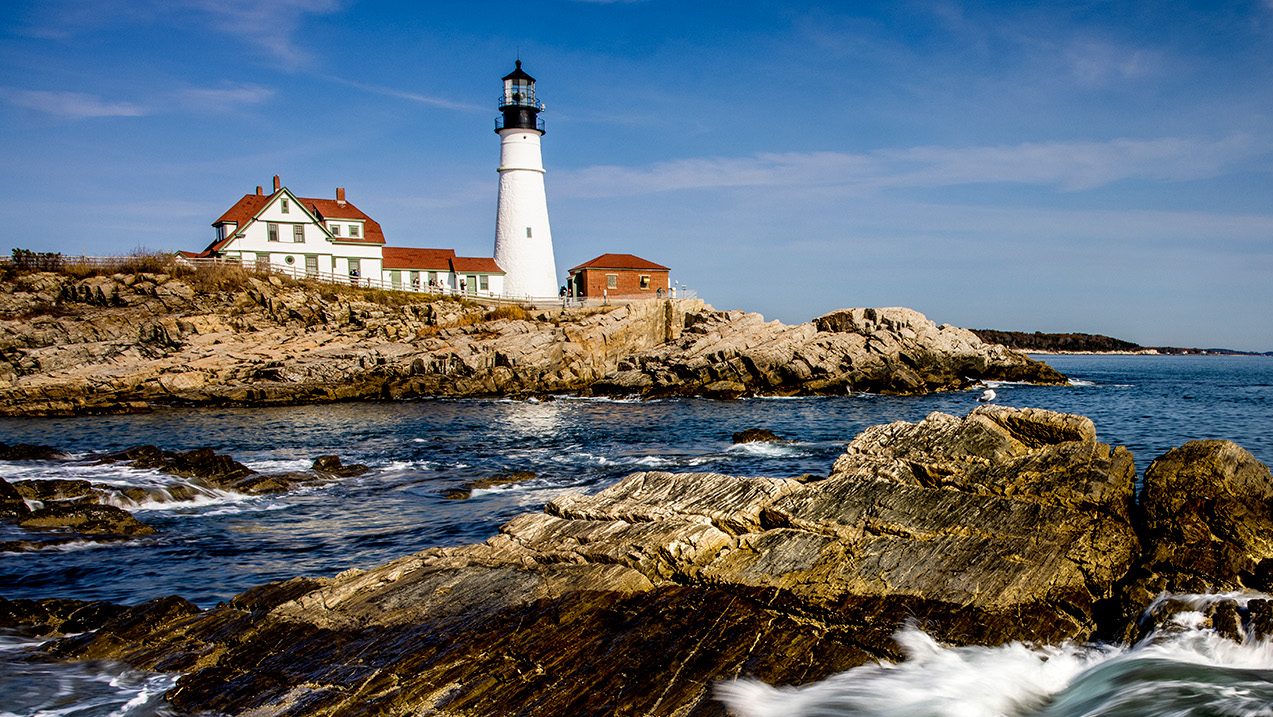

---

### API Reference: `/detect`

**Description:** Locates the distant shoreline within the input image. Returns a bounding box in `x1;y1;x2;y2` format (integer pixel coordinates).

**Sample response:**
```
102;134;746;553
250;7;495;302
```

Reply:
1026;350;1273;357
971;329;1271;357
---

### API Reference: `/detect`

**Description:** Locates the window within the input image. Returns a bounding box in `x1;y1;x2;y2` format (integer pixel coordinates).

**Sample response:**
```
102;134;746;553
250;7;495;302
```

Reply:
293;224;304;242
267;223;279;242
330;224;341;237
284;255;295;265
479;275;489;291
526;227;533;238
281;198;289;214
640;275;651;290
606;274;618;289
349;224;360;238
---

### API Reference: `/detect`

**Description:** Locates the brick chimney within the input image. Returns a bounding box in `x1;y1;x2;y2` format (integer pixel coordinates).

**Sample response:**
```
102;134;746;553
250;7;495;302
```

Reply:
272;175;281;192
336;187;346;206
256;185;263;196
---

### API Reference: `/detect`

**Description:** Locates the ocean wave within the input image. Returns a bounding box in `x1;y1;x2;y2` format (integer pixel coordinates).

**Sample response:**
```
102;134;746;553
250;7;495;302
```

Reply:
716;612;1273;717
241;457;314;473
725;442;809;458
379;459;433;472
2;538;148;554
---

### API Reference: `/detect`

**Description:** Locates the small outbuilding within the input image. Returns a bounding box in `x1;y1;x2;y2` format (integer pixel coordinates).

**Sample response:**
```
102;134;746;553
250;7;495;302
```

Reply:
568;253;670;299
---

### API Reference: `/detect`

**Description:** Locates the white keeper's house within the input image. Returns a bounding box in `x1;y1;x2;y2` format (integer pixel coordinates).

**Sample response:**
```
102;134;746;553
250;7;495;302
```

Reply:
189;175;505;297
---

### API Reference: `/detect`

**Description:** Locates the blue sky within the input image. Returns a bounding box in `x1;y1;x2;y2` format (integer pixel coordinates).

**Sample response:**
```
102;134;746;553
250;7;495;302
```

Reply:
2;1;1272;350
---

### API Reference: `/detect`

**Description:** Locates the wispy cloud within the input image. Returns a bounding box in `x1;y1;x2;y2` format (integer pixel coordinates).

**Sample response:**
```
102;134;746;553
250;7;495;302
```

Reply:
178;84;276;108
1062;38;1161;87
555;135;1267;198
1;89;147;118
321;76;482;112
179;0;342;68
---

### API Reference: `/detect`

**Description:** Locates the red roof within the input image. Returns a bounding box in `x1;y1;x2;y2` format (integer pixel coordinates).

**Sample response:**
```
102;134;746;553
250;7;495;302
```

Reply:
451;256;504;274
569;253;669;272
203;188;385;254
382;247;456;270
303;198;385;245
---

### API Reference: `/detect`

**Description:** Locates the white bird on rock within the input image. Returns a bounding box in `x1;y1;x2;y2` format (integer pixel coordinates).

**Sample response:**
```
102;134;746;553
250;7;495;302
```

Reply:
978;389;997;403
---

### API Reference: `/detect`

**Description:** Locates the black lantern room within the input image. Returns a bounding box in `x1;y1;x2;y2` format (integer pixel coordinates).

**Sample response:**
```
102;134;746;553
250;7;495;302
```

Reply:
496;60;545;133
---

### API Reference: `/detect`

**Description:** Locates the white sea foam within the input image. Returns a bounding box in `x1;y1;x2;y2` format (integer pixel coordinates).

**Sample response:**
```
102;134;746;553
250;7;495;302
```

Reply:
1067;379;1097;387
726;442;808;458
717;607;1273;717
241;457;313;473
380;459;431;472
1;539;148;555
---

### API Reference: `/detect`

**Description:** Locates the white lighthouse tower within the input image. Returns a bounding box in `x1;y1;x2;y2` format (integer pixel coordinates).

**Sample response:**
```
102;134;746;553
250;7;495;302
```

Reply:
492;60;558;298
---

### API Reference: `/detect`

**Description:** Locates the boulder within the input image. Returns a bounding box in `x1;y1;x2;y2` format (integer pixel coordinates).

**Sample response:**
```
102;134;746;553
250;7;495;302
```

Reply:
312;455;370;478
18;503;156;537
0;477;30;521
731;428;788;444
442;471;536;500
1115;440;1273;641
12;479;95;503
0;442;66;460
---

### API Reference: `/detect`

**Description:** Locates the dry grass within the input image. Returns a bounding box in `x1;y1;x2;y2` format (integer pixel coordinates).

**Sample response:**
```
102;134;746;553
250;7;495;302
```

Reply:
483;304;533;322
5;249;530;315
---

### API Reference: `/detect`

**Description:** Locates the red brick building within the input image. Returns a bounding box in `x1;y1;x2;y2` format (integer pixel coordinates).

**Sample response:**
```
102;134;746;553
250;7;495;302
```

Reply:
568;253;670;298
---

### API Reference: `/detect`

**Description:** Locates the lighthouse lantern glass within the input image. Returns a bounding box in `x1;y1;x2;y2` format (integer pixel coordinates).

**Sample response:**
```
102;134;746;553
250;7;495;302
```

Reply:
505;78;534;106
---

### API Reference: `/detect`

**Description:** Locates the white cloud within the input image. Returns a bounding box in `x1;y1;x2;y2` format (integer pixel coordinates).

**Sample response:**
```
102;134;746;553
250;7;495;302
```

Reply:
1;89;147;118
555;135;1267;198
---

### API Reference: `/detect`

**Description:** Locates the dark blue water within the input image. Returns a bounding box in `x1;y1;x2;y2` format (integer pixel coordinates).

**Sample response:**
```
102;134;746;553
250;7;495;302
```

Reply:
0;355;1271;716
0;355;1270;609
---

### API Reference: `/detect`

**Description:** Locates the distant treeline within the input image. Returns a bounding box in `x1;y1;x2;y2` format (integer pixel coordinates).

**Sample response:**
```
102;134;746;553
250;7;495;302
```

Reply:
971;330;1141;353
971;329;1267;355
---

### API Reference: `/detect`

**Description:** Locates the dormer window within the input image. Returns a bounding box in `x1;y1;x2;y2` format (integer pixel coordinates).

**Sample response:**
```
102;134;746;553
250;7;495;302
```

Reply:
331;224;341;237
349;225;360;238
281;198;289;214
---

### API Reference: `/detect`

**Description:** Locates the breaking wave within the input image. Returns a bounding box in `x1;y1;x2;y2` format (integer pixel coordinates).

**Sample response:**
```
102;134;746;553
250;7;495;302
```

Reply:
717;614;1273;717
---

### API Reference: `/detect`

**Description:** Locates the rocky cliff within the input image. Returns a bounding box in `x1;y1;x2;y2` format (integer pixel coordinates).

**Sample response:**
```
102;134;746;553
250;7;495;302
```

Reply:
0;271;1063;415
13;407;1272;717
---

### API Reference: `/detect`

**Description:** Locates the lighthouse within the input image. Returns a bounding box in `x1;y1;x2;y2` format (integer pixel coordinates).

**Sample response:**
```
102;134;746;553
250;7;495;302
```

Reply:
492;60;558;298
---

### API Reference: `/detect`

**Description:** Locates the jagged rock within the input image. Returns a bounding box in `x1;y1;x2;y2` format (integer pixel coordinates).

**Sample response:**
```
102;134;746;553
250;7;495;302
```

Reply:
0;272;1062;415
593;306;1066;398
0;442;66;460
0;477;29;521
312;455;369;477
442;470;537;500
99;445;253;487
44;407;1142;717
0;597;129;637
731;428;788;444
12;479;95;503
1113;440;1273;642
18;503;156;537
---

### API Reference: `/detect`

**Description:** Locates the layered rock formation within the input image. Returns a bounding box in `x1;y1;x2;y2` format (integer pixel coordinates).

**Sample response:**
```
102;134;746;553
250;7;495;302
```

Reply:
25;407;1255;716
0;271;1063;415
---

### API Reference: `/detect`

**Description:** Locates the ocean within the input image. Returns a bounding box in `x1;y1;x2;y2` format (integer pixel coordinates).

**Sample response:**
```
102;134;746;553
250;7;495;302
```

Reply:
1;354;1271;716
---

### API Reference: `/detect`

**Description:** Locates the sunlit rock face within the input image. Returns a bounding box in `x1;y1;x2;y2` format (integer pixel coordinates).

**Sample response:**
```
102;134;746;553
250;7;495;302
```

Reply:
0;271;1063;416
